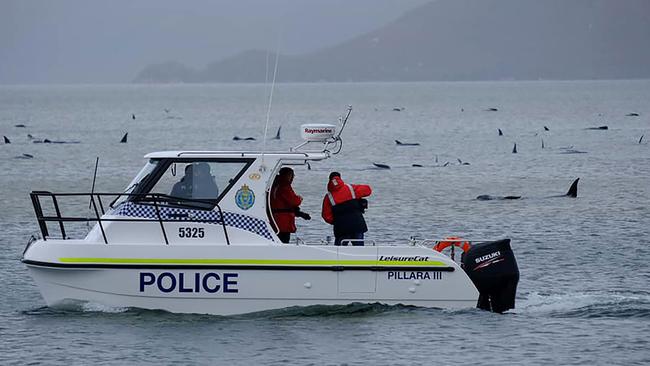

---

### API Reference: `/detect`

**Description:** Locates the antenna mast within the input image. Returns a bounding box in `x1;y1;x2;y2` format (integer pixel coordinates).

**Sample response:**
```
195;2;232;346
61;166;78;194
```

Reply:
260;33;282;170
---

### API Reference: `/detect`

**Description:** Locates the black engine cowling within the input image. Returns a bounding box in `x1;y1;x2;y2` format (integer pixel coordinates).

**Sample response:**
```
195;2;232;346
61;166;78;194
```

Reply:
461;239;519;313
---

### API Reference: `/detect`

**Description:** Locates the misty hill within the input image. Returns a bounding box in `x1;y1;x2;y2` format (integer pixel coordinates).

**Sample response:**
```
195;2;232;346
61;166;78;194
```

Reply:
134;0;650;83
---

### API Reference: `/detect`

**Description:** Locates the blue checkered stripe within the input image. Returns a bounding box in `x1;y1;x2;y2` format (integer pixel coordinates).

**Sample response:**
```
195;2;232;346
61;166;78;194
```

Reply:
112;202;275;241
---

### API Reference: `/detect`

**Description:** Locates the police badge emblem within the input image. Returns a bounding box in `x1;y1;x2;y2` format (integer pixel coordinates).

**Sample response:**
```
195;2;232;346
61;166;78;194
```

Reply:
235;184;255;210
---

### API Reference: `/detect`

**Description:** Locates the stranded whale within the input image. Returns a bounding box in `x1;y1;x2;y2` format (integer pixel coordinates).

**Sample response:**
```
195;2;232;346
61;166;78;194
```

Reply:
271;126;281;140
562;178;579;198
476;194;521;201
395;140;420;146
32;139;80;144
476;178;579;201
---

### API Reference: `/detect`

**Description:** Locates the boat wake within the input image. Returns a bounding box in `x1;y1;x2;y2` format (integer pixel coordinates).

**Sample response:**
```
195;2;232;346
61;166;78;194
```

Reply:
27;292;648;319
23;300;129;315
79;301;129;314
23;302;426;318
513;291;650;319
245;302;420;319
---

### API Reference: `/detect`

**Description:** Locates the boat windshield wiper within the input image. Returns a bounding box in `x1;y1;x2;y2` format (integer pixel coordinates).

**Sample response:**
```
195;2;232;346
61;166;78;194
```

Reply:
108;174;150;208
122;182;140;194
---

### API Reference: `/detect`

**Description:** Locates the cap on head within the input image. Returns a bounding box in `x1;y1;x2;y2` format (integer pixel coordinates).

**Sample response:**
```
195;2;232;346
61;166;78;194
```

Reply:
329;172;341;180
279;167;294;176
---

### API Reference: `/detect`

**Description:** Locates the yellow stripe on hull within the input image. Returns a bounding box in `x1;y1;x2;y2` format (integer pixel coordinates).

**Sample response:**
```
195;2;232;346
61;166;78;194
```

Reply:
58;257;448;267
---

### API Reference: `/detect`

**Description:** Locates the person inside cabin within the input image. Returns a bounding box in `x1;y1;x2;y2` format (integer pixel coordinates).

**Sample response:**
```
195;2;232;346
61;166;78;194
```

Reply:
270;167;310;243
191;162;219;200
321;172;372;246
170;163;219;200
170;164;194;199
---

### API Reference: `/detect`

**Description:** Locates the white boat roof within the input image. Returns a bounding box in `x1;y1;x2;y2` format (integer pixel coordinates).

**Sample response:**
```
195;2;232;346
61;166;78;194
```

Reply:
144;150;330;161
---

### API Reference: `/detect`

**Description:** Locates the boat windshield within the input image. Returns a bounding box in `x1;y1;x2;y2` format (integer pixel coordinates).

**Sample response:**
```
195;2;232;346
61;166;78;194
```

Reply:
111;159;159;207
131;159;252;210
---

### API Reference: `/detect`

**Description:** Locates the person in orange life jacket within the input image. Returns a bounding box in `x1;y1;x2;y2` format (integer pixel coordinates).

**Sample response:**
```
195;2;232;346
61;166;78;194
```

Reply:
321;172;372;246
270;167;311;243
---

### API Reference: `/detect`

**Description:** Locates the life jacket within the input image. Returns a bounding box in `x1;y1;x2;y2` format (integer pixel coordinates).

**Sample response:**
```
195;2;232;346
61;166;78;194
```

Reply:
322;176;371;236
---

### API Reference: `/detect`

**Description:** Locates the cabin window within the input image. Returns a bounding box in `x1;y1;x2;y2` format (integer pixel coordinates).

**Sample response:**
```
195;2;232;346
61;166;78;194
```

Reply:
112;159;160;207
126;160;159;192
131;159;252;209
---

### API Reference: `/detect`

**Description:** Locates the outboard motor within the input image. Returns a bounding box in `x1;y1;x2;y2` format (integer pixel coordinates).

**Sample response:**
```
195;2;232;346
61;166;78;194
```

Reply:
461;239;519;313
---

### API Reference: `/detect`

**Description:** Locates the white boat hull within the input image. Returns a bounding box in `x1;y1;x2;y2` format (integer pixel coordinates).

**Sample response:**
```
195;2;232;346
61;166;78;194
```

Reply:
24;241;479;315
27;267;477;315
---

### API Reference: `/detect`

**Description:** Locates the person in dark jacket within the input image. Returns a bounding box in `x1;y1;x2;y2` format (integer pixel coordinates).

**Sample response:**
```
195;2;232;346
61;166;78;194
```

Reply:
170;164;194;199
170;163;219;200
270;167;310;243
321;172;372;246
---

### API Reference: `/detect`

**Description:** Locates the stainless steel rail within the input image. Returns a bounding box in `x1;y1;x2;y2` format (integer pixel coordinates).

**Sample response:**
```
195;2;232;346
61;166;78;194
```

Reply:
29;191;230;245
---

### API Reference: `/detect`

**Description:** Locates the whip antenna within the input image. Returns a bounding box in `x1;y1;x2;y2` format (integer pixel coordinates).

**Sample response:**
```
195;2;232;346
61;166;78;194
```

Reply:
261;33;282;170
88;157;99;210
87;156;99;230
265;50;270;85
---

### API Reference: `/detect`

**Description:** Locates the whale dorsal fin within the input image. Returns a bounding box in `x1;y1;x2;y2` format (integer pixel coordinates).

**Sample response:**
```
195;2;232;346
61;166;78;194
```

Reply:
566;178;579;197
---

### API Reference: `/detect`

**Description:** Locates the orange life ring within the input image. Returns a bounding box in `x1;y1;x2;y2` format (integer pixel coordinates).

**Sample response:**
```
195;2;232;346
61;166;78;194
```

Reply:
433;236;471;253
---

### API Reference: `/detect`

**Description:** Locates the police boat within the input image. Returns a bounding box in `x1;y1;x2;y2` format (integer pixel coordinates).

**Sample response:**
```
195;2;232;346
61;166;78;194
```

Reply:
23;107;519;315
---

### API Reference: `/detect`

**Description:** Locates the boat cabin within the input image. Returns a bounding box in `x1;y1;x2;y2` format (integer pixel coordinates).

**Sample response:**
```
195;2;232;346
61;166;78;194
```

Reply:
98;150;330;245
30;120;346;246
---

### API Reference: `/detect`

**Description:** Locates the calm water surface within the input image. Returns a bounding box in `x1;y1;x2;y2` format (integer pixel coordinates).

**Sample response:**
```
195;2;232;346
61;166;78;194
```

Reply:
1;81;649;365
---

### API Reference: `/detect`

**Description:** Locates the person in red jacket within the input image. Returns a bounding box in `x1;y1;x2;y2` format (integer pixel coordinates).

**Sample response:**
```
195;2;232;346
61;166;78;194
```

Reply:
321;172;372;246
270;167;310;243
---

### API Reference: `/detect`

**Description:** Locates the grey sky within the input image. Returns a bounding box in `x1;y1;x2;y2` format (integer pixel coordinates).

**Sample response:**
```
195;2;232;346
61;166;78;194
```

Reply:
0;0;430;84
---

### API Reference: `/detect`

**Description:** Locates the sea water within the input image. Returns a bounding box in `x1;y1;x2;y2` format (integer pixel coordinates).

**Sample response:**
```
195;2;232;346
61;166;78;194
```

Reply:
0;81;648;365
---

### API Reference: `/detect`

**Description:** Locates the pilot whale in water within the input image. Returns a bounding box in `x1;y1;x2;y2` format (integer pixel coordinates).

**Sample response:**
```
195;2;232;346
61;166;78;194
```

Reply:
476;194;522;201
476;178;579;201
395;140;420;146
372;162;391;169
271;126;281;140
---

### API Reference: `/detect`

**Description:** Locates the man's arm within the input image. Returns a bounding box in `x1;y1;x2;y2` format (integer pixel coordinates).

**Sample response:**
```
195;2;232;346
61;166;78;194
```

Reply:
284;186;303;207
321;196;334;224
353;184;372;198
